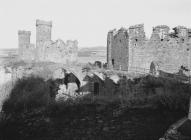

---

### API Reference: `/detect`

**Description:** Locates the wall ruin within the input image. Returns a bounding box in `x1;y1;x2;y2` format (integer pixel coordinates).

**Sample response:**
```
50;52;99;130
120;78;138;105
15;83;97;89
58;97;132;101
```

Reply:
18;31;36;61
107;28;129;71
107;24;191;74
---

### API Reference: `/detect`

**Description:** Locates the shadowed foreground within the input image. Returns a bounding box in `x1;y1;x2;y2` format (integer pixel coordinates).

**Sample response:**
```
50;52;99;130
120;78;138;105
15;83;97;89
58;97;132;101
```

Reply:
0;102;186;140
0;76;190;140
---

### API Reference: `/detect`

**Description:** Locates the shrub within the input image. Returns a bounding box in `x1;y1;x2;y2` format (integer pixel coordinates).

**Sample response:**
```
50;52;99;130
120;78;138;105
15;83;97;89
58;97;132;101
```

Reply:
0;81;14;111
2;77;53;114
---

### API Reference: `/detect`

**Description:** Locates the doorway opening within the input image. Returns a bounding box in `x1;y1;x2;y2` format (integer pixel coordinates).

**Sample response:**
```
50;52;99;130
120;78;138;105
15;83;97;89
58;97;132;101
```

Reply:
112;59;114;67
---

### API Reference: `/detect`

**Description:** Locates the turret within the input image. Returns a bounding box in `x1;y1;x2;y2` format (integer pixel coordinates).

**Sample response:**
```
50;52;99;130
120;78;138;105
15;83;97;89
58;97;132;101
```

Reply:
36;19;52;48
150;25;170;41
173;26;188;40
18;30;31;56
129;24;145;46
107;29;115;69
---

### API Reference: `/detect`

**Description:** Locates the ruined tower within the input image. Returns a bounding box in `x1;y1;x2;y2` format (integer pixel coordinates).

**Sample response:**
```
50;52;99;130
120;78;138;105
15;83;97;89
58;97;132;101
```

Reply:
173;26;188;42
107;29;115;69
36;19;52;46
107;28;129;71
129;24;145;46
150;25;170;42
36;19;52;60
18;30;31;57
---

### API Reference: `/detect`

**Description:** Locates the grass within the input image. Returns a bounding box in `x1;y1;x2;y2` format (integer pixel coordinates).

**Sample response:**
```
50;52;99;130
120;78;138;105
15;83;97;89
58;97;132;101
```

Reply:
0;81;14;111
2;77;55;115
0;75;190;140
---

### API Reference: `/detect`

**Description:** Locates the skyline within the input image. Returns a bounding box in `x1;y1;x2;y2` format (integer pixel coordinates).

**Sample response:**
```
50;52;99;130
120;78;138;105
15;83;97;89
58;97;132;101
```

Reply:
0;0;191;48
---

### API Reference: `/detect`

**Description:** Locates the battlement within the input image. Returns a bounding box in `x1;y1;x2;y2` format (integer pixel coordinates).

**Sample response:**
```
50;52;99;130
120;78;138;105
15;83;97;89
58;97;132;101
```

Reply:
36;19;52;27
18;30;31;35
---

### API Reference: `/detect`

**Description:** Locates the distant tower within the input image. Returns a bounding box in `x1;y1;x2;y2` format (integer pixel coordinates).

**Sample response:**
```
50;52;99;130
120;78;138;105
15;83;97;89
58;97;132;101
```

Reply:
107;30;114;69
36;19;52;48
18;30;31;57
36;19;52;61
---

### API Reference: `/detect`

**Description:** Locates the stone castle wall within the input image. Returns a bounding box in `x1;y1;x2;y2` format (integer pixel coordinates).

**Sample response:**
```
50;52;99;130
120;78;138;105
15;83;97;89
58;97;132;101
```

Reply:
18;20;78;64
18;31;36;61
107;28;129;71
107;24;191;74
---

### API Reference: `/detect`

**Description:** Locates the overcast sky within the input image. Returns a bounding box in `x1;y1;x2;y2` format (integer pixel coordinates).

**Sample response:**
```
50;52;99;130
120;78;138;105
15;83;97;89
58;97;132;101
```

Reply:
0;0;191;48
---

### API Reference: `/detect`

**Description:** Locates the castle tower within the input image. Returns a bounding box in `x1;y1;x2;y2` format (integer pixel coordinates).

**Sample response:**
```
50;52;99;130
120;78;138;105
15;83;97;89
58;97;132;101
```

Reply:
36;19;52;61
129;24;145;46
36;19;52;48
107;28;129;71
18;30;31;57
173;26;188;41
107;30;114;69
150;25;170;42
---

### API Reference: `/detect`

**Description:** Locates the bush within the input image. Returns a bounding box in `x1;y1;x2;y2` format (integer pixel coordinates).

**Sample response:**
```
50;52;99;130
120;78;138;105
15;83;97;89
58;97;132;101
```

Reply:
2;77;54;114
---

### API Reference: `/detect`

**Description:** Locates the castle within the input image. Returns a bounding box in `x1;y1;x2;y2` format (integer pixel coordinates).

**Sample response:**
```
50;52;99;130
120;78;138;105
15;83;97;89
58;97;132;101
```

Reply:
18;20;78;64
107;24;191;74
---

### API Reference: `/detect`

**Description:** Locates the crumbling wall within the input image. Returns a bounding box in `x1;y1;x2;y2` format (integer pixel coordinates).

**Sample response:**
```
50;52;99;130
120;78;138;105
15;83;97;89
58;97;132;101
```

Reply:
107;28;129;71
107;24;191;74
43;39;78;63
150;25;170;42
129;24;145;46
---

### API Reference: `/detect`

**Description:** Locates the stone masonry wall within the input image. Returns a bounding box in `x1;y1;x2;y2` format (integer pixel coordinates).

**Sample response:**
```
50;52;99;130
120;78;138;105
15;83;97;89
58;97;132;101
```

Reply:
18;31;36;61
18;19;78;64
107;24;191;74
107;28;129;71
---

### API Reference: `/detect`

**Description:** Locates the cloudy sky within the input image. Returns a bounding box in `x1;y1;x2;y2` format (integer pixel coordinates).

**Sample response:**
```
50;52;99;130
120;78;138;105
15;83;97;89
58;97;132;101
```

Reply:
0;0;190;48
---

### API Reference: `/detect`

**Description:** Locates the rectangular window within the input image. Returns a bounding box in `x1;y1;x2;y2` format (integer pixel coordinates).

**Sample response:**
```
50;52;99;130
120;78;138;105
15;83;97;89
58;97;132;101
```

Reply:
112;59;114;66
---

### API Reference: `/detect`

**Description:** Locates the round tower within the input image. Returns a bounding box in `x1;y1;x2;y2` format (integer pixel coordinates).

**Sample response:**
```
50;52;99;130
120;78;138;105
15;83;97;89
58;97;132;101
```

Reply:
18;30;31;56
36;19;52;48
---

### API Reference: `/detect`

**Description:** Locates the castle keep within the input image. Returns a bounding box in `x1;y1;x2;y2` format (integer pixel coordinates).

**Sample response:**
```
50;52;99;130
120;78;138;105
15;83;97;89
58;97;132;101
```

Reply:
107;24;191;73
18;20;78;63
